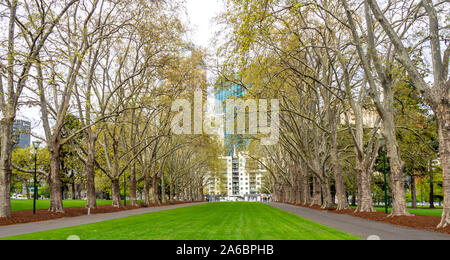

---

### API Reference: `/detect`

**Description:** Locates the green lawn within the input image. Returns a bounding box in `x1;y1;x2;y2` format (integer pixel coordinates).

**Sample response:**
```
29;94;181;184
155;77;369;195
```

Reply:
11;199;113;212
351;206;443;217
375;207;443;217
3;203;360;240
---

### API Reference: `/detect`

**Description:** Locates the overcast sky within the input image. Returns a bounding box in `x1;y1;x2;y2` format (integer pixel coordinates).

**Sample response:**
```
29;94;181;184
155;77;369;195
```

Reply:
185;0;223;48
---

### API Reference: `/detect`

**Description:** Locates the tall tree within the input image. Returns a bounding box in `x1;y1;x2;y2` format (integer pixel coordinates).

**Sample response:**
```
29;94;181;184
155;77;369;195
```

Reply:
0;0;79;217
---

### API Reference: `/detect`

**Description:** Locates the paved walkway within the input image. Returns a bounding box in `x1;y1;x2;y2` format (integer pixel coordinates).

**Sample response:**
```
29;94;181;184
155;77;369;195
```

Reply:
0;203;204;238
269;203;450;240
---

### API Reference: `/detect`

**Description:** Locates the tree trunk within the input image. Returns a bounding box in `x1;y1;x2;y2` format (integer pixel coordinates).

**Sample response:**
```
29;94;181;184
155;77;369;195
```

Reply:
352;99;375;212
49;144;64;213
331;142;349;210
0;117;14;218
184;188;188;202
301;171;310;205
287;184;293;203
200;185;204;202
321;177;334;209
279;184;285;203
174;185;178;201
330;112;349;210
355;166;376;213
438;102;450;228
195;186;200;201
111;179;122;208
272;181;280;202
85;136;97;209
294;181;303;205
384;116;411;217
284;184;291;203
187;187;192;201
77;185;82;201
152;174;160;205
129;163;138;206
169;182;174;202
411;175;417;209
25;181;31;200
160;171;166;204
311;177;321;206
143;167;151;206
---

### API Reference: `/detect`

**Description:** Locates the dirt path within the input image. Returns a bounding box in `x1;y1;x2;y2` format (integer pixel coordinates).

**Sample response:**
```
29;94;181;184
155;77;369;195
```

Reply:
268;203;450;240
0;203;204;239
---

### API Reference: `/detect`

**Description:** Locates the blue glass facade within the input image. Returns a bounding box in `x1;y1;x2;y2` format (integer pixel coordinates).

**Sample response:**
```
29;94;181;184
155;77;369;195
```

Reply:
215;81;250;156
0;120;31;149
13;120;31;149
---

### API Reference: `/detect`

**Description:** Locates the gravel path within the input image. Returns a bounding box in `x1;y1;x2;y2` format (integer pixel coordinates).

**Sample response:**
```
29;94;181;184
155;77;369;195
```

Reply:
0;203;204;239
268;203;450;240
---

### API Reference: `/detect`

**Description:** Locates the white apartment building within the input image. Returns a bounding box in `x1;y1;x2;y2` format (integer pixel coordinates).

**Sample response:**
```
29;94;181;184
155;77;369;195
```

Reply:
341;109;379;127
206;172;224;195
206;150;266;200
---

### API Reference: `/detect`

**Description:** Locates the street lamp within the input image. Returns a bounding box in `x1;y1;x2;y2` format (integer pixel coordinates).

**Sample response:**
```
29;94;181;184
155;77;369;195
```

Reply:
32;141;42;215
379;138;389;214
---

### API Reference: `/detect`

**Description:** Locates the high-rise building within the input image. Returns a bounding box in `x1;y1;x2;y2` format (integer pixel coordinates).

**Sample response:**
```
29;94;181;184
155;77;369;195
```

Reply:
206;148;266;201
214;80;250;156
13;120;31;149
211;80;266;201
0;120;31;149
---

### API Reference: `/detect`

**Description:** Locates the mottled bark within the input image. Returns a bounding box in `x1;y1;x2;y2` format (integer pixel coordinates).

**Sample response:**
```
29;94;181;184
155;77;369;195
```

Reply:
49;144;64;213
25;181;31;200
173;185;178;201
284;184;291;203
321;177;334;209
272;182;281;202
143;167;150;206
200;186;205;202
355;166;376;213
384;116;411;217
0;0;77;218
129;163;138;206
301;171;311;205
111;178;122;208
152;174;160;204
85;136;97;209
294;182;302;205
364;0;449;227
438;102;450;228
0;117;14;218
169;182;174;202
330;116;349;210
160;171;166;204
0;0;18;220
311;177;321;206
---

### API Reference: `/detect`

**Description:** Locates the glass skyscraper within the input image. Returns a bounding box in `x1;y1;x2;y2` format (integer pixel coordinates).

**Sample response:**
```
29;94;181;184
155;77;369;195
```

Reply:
0;120;31;149
214;80;250;156
13;120;31;149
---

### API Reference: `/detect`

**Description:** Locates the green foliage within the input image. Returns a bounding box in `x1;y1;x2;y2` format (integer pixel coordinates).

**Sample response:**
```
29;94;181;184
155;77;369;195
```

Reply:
11;147;50;195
